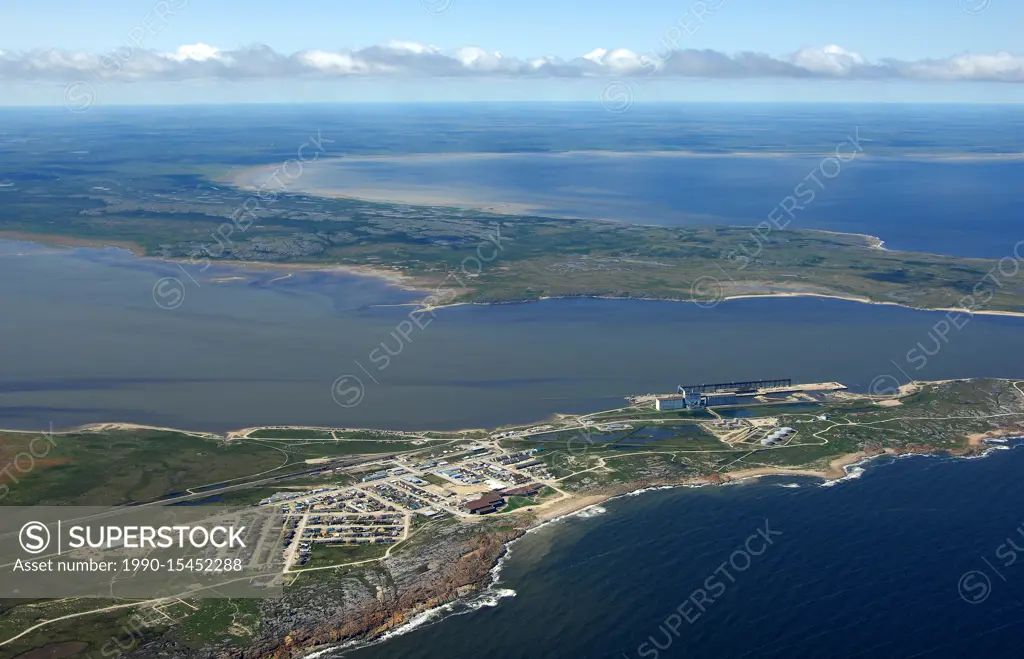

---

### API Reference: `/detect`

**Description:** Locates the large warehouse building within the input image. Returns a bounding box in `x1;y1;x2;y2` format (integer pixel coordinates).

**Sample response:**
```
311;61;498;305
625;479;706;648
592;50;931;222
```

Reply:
654;388;737;410
651;378;844;412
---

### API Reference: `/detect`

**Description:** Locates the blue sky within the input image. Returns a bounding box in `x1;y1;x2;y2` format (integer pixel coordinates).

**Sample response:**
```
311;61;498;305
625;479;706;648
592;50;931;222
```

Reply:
2;0;1023;105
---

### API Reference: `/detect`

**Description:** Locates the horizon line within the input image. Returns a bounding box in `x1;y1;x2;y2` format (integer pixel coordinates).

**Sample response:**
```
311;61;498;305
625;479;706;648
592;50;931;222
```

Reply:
4;99;1024;110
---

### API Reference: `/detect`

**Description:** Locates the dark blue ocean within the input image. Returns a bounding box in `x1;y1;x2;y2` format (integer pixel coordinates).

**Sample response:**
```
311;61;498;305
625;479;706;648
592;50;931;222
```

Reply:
298;150;1024;258
345;445;1024;659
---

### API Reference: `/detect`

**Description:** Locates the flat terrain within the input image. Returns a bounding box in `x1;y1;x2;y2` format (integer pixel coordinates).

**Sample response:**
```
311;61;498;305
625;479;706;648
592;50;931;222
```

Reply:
2;149;1023;314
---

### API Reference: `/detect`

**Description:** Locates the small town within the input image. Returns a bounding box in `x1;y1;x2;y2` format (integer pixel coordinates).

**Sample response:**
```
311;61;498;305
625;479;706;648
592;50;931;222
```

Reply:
260;378;854;570
262;440;559;570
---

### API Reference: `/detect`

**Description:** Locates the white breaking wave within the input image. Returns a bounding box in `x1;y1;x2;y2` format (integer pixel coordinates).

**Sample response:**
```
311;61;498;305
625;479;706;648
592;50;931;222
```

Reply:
820;464;867;487
574;505;607;518
626;484;690;497
306;583;518;658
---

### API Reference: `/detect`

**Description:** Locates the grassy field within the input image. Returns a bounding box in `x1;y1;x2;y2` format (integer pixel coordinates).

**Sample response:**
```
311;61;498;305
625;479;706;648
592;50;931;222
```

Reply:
304;542;393;569
0;425;439;506
420;473;451;486
171;599;261;649
0;430;297;506
246;428;338;440
498;496;540;514
609;423;724;450
243;438;425;457
0;599;194;659
3;145;1023;315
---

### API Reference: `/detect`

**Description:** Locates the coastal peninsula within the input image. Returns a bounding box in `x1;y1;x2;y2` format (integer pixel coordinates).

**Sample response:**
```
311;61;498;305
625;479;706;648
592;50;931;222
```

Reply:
2;153;1024;317
1;378;1022;658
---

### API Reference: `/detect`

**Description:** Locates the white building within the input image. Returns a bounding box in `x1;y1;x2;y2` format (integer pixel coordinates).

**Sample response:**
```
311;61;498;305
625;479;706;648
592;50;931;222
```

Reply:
655;395;687;411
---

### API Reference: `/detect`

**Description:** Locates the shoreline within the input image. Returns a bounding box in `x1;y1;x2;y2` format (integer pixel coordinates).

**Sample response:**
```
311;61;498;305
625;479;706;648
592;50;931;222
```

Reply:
0;231;147;257
419;291;1024;320
310;439;1011;658
4;234;1019;321
0;232;428;294
223;149;1024;221
6;229;1023;321
3;376;1018;437
5;379;1020;658
201;258;427;292
716;292;1024;319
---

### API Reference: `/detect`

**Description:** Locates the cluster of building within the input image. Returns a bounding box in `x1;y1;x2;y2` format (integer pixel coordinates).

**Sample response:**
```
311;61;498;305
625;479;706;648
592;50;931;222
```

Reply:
515;457;549;477
301;514;403;543
436;465;485;486
260;489;328;506
408;457;451;472
494;450;535;466
273;487;412;567
371;482;439;513
266;440;563;570
275;488;395;515
432;450;547;489
491;425;554;440
393;477;448;509
361;466;410;482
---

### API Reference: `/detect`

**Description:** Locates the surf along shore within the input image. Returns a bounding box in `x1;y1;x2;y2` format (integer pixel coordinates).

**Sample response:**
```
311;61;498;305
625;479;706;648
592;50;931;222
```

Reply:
4;375;1022;657
284;437;1009;657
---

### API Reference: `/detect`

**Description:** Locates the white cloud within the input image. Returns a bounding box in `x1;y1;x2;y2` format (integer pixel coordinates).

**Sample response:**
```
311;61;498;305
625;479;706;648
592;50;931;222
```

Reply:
790;45;867;76
453;46;503;70
300;50;365;74
164;43;225;63
1;42;1022;83
591;48;645;73
896;52;1024;82
385;40;440;55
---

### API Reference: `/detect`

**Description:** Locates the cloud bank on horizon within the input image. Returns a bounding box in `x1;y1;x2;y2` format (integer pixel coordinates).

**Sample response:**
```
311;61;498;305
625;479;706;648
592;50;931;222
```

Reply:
2;42;1023;83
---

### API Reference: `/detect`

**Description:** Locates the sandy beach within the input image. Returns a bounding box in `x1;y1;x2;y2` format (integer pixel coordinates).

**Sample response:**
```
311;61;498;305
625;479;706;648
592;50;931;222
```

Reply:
722;451;872;483
715;291;1024;319
967;426;1024;447
534;493;612;523
531;291;1024;320
523;450;882;530
0;231;147;256
219;259;425;291
13;421;225;440
424;291;1024;321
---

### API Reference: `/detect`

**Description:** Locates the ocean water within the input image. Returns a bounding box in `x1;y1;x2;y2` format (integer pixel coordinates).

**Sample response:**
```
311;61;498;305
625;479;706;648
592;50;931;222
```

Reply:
7;104;1024;260
2;105;1023;657
291;151;1024;258
1;239;1023;432
344;446;1024;659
